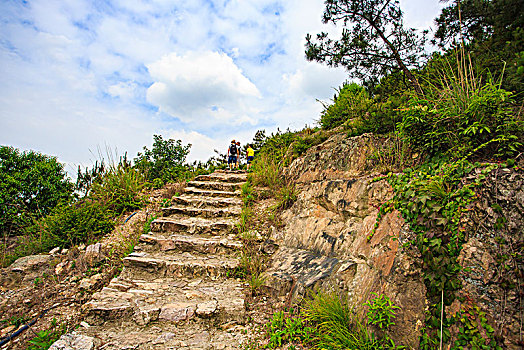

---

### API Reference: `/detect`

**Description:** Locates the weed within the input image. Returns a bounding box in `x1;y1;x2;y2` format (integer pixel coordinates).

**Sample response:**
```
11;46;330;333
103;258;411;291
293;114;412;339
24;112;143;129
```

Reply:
365;292;400;330
248;272;267;295
27;318;65;350
274;183;298;211
142;215;158;235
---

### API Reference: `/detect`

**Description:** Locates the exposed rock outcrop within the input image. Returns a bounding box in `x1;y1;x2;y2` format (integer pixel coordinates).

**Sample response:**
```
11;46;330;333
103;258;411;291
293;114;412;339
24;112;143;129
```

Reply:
265;132;523;348
266;133;427;347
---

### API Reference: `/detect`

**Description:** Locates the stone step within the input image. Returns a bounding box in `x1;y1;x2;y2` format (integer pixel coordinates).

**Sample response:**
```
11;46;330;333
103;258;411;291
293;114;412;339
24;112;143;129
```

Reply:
84;276;246;327
151;216;236;235
139;233;243;254
195;173;247;183
76;320;251;349
171;195;242;209
161;205;241;218
184;187;240;198
122;251;240;280
187;181;243;192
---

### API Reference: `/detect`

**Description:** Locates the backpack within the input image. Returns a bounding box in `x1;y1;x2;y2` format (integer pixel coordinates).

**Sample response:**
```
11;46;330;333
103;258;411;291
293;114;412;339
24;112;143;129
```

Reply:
229;143;237;155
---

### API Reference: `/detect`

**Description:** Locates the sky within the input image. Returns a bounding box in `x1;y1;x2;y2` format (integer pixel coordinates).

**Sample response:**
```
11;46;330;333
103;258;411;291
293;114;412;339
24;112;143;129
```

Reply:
0;0;445;175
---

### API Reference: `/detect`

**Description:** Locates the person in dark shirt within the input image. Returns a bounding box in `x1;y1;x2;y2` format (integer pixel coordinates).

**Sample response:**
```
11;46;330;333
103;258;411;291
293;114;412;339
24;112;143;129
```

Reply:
227;140;238;171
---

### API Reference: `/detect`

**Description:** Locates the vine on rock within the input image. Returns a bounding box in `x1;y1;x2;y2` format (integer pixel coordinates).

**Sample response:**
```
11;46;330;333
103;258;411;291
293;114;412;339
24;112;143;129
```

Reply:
386;159;501;348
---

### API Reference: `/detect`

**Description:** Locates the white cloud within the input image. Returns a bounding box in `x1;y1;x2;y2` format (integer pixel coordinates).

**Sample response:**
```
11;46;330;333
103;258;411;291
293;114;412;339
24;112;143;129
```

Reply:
0;0;445;171
146;51;261;124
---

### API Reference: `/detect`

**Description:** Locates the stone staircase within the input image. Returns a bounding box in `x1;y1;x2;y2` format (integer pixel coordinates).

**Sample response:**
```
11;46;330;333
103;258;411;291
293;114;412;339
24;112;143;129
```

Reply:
73;171;250;349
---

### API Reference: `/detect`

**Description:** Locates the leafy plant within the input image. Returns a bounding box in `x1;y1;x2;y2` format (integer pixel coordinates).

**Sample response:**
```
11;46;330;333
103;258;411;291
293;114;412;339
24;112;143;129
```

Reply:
27;318;65;350
365;293;400;330
265;310;314;349
28;199;115;251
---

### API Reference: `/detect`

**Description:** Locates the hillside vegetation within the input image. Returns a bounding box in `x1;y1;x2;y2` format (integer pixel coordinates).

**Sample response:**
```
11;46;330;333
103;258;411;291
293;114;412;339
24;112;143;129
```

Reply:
0;1;522;349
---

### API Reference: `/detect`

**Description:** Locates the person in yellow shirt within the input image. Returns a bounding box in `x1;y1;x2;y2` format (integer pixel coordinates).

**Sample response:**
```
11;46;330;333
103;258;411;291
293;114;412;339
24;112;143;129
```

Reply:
246;145;254;170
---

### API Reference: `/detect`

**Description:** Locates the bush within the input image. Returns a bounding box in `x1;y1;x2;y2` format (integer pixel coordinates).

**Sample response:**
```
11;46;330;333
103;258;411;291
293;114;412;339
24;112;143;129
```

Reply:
33;200;115;249
0;146;74;236
134;135;191;183
320;82;372;130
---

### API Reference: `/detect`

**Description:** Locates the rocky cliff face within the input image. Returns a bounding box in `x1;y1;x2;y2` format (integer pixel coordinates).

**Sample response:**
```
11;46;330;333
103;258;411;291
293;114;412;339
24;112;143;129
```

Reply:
264;132;523;348
265;133;427;347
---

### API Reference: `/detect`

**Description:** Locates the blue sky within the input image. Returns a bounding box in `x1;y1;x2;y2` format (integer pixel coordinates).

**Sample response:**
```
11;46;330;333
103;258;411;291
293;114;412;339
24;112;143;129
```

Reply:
0;0;445;174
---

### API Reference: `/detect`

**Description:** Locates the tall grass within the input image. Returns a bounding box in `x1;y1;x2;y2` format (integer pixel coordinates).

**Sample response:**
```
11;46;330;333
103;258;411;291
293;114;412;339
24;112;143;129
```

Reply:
90;165;146;215
303;290;396;349
249;153;282;190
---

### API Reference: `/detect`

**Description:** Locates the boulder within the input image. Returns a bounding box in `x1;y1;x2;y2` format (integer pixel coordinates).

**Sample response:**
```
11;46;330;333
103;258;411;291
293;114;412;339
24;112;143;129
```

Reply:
10;255;51;273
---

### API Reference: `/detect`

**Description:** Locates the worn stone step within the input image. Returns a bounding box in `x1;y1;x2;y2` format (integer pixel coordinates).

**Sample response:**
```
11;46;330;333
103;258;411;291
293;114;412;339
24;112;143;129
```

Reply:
187;181;243;192
151;216;235;235
84;276;246;327
122;251;240;280
195;172;247;183
75;320;251;350
161;205;241;218
184;187;240;198
171;195;242;209
139;233;243;254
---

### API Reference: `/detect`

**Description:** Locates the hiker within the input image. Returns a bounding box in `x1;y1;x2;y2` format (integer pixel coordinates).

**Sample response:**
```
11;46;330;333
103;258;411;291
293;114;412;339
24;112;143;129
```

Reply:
235;141;241;169
246;144;254;170
227;140;238;171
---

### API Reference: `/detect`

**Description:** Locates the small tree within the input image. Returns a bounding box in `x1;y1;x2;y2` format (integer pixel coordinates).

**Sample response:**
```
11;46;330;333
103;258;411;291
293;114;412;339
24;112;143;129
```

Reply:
134;135;191;183
0;146;74;236
305;0;426;94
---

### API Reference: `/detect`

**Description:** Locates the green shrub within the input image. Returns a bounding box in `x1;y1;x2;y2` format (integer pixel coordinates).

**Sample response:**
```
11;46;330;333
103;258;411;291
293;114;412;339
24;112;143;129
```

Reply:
320;82;372;130
0;146;74;236
365;293;400;330
33;200;115;250
400;68;522;159
265;310;315;348
134;135;191;183
90;165;146;215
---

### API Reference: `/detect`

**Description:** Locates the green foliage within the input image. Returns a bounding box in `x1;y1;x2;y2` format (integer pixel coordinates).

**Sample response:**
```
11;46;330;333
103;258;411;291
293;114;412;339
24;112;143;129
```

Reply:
274;183;298;211
32;199;115;250
453;303;502;350
134;135;191;183
320;82;372;130
249;154;282;190
0;146;74;236
90;165;146;215
434;0;524;94
387;159;502;348
27;318;65;350
305;0;426;92
302;290;401;349
365;293;400;330
400;78;522;159
265;310;315;349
